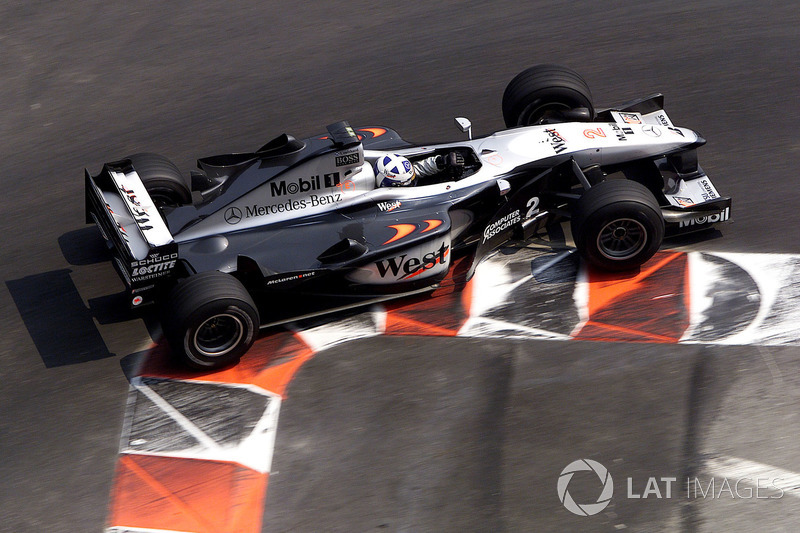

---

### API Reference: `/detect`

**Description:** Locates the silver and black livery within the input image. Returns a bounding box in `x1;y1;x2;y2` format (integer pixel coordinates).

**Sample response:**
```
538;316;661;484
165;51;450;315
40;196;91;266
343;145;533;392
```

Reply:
85;65;731;369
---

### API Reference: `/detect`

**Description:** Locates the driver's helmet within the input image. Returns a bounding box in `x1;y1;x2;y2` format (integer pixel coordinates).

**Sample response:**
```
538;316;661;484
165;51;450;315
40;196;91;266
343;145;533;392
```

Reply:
375;154;416;187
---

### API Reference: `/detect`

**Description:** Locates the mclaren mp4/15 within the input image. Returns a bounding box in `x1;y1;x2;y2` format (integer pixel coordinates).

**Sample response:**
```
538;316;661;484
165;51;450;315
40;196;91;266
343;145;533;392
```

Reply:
85;64;730;368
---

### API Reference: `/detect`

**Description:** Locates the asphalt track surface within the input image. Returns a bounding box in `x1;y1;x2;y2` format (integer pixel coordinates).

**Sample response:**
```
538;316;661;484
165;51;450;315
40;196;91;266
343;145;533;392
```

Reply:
1;1;800;532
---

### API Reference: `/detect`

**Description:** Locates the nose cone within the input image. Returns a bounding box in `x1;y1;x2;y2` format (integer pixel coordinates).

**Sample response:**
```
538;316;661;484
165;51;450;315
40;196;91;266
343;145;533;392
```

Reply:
690;130;707;147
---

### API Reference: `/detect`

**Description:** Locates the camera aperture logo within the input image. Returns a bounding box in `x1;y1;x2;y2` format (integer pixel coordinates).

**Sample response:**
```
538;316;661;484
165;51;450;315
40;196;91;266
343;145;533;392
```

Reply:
558;459;614;516
558;456;787;518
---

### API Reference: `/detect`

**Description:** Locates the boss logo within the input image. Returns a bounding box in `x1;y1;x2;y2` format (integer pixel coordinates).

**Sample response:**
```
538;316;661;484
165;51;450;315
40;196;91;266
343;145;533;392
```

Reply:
335;153;360;166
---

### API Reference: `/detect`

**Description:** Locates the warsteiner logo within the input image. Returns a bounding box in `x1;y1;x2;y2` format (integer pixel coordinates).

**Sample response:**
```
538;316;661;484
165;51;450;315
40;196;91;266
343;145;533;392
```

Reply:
376;242;449;280
270;173;341;196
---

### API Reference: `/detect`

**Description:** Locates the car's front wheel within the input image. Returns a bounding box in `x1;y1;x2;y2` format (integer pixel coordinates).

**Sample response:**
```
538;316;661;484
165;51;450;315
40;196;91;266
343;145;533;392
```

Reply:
162;271;259;369
571;180;665;272
502;64;594;127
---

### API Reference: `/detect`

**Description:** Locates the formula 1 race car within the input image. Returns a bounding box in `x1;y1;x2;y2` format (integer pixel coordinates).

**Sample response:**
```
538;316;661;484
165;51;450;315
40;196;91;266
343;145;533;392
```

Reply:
86;64;731;369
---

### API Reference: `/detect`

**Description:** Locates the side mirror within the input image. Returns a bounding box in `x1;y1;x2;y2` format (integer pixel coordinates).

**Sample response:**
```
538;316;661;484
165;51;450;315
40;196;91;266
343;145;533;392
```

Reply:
496;179;511;196
455;117;472;140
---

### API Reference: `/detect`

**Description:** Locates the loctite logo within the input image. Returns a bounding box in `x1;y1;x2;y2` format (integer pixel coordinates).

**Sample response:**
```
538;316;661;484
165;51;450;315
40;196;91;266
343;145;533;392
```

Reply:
130;252;178;280
375;242;449;280
269;173;341;197
131;260;176;276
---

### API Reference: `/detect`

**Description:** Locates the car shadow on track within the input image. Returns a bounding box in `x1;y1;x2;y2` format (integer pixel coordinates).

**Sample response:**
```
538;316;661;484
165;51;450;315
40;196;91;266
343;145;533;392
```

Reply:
58;227;112;266
5;227;161;368
6;269;116;367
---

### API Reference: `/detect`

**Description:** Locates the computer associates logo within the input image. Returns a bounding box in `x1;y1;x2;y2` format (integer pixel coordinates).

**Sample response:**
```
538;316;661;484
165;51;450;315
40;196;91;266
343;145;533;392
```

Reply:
557;459;614;516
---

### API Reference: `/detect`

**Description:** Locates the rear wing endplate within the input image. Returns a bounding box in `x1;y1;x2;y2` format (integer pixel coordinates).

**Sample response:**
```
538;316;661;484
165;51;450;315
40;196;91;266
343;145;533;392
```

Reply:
85;160;178;287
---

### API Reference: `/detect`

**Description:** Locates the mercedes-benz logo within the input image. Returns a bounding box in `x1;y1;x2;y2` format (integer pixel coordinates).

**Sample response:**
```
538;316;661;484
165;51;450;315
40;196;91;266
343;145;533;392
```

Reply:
224;207;243;224
642;125;662;137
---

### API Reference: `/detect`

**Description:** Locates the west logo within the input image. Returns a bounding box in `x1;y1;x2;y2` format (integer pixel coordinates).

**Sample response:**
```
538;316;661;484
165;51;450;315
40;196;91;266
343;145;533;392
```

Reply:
377;200;401;212
118;185;154;230
375;242;449;280
545;129;567;154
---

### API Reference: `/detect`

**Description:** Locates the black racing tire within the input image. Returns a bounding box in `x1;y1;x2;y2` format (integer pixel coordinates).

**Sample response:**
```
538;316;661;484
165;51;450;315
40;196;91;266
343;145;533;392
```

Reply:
126;152;192;209
162;271;260;370
571;180;665;272
502;64;594;127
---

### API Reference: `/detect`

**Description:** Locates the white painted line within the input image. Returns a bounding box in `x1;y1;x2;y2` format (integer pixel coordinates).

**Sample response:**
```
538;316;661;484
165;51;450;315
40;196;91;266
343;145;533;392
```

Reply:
107;527;195;533
530;249;575;277
238;393;282;474
372;305;387;335
569;264;589;337
123;379;281;473
465;257;515;319
704;455;800;498
709;253;800;345
131;378;222;452
458;316;572;340
758;346;784;385
679;251;715;343
292;311;382;353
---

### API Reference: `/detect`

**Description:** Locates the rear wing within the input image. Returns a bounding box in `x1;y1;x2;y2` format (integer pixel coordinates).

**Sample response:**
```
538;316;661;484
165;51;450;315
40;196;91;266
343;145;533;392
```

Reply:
85;160;179;290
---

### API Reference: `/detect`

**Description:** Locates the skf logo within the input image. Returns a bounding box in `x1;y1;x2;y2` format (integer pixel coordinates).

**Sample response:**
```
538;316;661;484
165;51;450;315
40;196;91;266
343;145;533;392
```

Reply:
375;242;450;280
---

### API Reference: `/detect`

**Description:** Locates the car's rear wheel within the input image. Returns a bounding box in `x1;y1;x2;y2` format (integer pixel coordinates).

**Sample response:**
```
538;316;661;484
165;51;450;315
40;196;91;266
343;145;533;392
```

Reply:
162;271;259;370
571;180;664;271
126;152;192;210
502;64;594;127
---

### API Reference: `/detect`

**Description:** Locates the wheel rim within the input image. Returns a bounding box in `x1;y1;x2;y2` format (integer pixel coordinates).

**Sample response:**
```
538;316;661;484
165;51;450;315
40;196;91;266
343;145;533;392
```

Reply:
518;101;572;125
193;313;244;357
149;187;184;208
596;218;648;260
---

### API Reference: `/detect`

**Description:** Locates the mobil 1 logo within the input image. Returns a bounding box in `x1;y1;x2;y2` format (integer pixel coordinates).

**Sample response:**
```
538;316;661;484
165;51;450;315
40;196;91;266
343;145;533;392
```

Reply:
270;173;341;197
